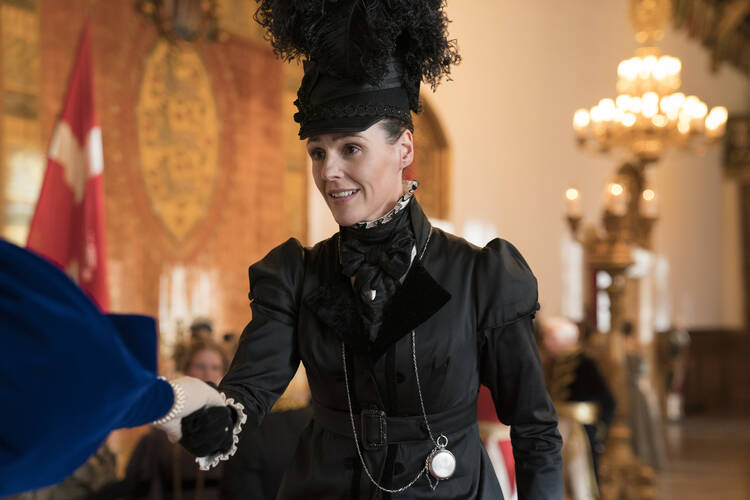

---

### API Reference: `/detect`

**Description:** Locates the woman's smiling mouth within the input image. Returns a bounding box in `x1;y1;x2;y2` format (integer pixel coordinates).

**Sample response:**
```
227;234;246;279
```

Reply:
329;189;360;202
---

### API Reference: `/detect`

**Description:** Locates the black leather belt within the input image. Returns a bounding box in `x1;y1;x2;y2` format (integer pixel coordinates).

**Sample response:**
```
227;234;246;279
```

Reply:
312;400;477;451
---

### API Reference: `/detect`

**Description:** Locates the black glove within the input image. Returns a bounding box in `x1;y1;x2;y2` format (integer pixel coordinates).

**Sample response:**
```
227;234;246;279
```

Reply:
179;404;235;457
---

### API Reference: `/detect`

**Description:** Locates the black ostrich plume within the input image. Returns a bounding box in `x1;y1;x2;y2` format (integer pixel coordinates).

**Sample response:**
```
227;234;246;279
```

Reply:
253;0;461;114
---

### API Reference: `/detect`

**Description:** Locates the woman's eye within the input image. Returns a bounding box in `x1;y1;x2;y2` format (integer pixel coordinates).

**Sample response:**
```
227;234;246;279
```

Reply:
343;144;361;156
309;149;325;161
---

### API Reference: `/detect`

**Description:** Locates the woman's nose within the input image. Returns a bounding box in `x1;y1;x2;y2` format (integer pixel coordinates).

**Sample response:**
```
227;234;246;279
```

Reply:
320;156;343;180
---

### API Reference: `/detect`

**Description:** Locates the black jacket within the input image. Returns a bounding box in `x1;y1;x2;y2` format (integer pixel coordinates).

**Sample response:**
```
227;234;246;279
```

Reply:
220;199;562;499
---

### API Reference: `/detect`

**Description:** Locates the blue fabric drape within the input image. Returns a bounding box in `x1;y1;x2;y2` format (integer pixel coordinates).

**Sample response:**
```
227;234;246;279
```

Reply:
0;239;172;496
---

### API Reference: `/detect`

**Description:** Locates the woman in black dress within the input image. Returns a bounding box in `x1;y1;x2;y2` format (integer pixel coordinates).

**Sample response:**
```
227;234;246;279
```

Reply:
156;1;563;498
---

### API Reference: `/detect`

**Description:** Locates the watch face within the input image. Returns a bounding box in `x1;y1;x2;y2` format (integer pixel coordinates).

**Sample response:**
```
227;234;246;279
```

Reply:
429;449;456;480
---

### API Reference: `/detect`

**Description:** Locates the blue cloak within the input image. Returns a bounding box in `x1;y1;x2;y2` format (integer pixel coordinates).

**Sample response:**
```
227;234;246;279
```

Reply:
0;239;173;496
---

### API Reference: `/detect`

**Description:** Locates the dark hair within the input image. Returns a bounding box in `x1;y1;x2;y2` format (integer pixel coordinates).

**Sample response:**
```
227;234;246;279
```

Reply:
380;117;413;144
622;321;634;337
189;319;212;335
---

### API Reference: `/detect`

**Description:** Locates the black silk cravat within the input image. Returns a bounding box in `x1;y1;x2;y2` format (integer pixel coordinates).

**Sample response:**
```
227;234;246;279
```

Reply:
340;202;415;341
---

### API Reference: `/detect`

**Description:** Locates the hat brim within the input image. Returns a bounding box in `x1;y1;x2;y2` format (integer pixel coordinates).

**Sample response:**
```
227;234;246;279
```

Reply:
299;114;386;140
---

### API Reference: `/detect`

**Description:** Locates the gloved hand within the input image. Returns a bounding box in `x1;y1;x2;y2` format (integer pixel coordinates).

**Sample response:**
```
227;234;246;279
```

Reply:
179;405;236;457
152;376;225;442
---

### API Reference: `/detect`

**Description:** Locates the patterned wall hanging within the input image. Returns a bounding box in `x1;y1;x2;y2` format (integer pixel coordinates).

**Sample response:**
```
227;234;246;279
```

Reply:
137;39;219;241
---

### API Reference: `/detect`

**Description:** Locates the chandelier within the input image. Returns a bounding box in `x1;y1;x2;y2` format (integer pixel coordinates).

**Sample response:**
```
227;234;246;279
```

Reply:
572;9;727;162
564;4;728;500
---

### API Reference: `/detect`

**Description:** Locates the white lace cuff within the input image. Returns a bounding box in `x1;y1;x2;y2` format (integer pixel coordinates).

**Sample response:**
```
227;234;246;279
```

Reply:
195;393;247;470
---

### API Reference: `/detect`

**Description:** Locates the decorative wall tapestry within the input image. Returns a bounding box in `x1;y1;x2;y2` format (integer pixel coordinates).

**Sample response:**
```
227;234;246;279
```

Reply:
137;40;219;241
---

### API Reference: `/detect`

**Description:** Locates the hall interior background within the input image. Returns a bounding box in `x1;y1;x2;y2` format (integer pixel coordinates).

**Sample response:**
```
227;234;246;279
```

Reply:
1;0;749;497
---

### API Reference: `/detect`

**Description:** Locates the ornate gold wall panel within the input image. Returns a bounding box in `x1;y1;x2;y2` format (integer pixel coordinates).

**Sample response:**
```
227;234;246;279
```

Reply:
2;2;40;95
137;40;219;241
0;0;43;244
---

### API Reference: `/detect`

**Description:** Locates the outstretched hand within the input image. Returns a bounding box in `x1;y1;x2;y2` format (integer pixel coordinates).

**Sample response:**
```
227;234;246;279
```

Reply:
152;376;225;442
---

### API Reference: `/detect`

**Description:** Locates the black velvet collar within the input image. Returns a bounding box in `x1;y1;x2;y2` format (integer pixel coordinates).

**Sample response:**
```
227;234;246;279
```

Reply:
303;198;451;361
371;259;450;359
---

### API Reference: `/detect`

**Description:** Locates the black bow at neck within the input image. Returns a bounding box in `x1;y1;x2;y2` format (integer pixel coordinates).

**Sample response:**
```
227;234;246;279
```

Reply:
339;199;415;340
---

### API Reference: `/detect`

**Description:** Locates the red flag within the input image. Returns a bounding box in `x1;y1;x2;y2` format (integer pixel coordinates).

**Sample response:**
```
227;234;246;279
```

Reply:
27;22;109;310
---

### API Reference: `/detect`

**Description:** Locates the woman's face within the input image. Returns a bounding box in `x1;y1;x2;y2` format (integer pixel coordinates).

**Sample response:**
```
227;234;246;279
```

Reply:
307;121;414;227
186;349;225;385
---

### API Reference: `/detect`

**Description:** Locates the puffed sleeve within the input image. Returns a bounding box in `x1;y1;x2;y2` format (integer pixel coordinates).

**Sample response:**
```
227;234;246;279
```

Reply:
219;238;305;429
475;239;562;499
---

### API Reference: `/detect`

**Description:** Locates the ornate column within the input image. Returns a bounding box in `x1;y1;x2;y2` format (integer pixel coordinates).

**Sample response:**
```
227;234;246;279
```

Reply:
580;163;658;500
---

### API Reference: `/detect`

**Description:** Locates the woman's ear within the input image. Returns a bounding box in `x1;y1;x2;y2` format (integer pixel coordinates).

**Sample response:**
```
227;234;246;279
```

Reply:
398;129;414;170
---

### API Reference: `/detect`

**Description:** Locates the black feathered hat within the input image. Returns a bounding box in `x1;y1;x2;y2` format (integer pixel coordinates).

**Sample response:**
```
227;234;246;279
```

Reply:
254;0;460;139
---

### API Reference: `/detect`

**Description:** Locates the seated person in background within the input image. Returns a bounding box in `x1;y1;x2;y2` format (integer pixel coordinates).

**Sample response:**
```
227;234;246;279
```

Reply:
100;340;229;500
173;320;216;374
622;321;667;471
104;342;312;500
189;320;214;343
663;322;690;422
540;316;616;499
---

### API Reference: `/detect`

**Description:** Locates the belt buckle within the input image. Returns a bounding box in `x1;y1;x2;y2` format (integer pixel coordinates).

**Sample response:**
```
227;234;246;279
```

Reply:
361;408;387;450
